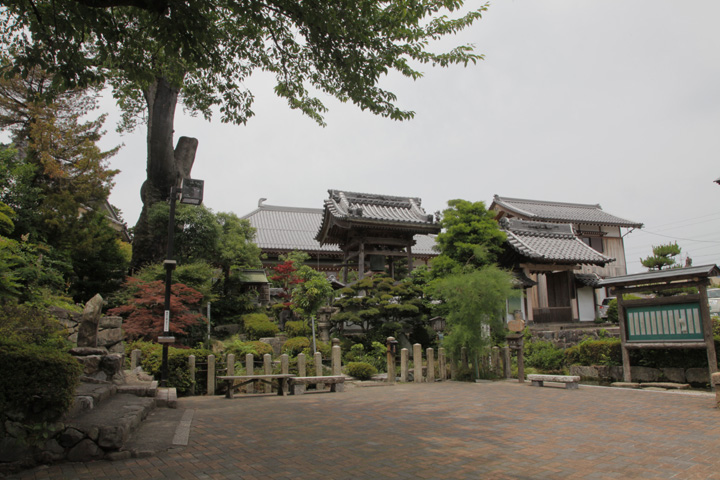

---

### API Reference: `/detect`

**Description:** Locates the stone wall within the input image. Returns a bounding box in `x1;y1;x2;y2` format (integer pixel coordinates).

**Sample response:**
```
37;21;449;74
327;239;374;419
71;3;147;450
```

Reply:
49;307;125;354
570;365;712;386
530;325;620;348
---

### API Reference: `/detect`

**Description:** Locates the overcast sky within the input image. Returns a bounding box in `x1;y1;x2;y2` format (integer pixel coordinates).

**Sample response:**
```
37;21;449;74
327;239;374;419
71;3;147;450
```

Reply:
97;0;720;275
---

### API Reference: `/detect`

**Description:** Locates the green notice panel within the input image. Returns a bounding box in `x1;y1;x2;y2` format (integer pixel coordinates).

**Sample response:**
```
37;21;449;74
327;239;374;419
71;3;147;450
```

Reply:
626;303;704;342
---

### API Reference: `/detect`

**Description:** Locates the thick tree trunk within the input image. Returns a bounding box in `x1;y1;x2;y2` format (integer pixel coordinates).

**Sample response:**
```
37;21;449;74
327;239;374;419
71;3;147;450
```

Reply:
131;77;199;270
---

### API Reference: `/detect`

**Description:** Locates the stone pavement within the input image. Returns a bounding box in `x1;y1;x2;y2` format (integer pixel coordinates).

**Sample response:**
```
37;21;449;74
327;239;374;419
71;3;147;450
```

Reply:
7;381;720;480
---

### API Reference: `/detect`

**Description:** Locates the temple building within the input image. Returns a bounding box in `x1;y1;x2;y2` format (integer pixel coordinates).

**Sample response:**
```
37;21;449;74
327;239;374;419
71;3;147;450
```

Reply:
241;191;440;281
491;195;643;323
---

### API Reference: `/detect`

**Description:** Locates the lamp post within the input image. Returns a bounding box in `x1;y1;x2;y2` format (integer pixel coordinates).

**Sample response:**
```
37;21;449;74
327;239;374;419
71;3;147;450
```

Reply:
159;178;204;388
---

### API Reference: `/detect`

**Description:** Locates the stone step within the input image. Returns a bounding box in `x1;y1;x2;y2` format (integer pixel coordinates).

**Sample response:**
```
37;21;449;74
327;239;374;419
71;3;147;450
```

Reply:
117;380;159;397
60;393;156;462
65;382;118;419
155;387;178;409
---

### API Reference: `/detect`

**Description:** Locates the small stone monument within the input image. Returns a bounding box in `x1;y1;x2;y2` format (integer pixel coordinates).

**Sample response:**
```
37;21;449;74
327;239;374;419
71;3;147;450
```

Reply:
77;294;103;347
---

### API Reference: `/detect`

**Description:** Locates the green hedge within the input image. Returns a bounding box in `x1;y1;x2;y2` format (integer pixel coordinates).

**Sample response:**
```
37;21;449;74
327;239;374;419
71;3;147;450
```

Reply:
0;340;82;423
282;337;311;356
284;320;311;337
523;340;566;372
224;339;273;359
565;338;622;366
346;361;377;380
242;313;279;340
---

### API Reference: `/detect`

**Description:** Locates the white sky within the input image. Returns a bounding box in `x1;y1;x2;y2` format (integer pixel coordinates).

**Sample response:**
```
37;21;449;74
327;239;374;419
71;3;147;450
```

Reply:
97;0;720;275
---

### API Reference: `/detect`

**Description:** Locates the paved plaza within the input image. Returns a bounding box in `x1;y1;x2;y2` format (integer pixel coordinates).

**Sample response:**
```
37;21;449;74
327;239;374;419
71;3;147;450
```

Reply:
8;381;720;480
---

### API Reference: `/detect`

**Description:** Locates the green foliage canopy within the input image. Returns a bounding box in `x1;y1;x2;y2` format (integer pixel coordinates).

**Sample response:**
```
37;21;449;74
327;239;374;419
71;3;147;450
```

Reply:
2;0;488;127
432;199;506;274
430;265;517;376
640;242;682;271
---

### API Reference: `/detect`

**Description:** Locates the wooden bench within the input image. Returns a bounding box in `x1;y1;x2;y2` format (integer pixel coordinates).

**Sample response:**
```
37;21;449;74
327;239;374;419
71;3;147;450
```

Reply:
288;376;345;395
527;374;581;390
217;374;296;399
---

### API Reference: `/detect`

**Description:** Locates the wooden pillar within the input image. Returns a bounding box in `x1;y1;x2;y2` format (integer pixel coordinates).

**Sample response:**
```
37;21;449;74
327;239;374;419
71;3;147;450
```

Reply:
616;288;632;382
699;284;719;389
407;242;414;273
358;242;365;279
207;354;216;396
343;250;349;283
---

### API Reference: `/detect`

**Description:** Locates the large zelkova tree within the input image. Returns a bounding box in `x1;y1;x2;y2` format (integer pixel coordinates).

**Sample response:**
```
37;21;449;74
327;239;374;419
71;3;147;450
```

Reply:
640;242;682;271
1;0;488;268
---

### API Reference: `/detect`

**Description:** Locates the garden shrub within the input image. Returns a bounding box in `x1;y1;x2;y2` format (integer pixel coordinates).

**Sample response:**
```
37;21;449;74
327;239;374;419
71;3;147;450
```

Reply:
242;313;279;340
0;340;82;423
282;336;311;356
523;340;566;372
301;340;331;360
284;320;311;337
224;338;273;359
125;340;217;395
0;304;69;349
346;361;378;380
344;342;387;372
565;338;621;366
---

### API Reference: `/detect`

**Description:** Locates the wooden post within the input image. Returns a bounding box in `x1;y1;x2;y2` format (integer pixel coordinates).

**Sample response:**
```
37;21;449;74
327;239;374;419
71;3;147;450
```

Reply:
438;347;446;381
298;353;306;378
502;347;511;379
426;348;435;382
332;343;342;376
188;355;196;396
263;354;272;393
517;341;525;383
699;284;719;389
281;354;289;375
400;348;408;382
386;337;396;385
245;354;254;393
226;353;235;396
227;353;235;376
413;343;422;383
358;242;365;279
616;288;632;382
407;242;414;273
314;352;324;390
207;354;215;396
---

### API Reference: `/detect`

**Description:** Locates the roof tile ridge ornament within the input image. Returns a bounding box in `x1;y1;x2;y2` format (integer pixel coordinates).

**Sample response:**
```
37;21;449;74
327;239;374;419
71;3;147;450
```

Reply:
408;197;434;223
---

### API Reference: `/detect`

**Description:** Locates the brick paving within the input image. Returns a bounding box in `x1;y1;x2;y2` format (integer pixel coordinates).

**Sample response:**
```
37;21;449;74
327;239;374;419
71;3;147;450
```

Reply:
8;381;720;480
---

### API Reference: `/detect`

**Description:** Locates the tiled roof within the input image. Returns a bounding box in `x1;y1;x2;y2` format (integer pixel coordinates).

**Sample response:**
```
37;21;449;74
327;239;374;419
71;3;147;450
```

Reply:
500;218;614;266
242;202;438;255
317;190;440;245
599;264;720;288
492;195;643;228
575;273;603;287
241;204;339;253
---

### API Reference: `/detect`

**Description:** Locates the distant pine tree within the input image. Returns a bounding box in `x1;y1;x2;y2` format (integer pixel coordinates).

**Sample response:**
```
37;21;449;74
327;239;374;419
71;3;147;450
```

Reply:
640;242;681;270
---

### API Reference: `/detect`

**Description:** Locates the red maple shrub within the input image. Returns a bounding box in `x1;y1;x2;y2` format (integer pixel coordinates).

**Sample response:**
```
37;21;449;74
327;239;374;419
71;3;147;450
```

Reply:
269;259;305;310
109;277;204;342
